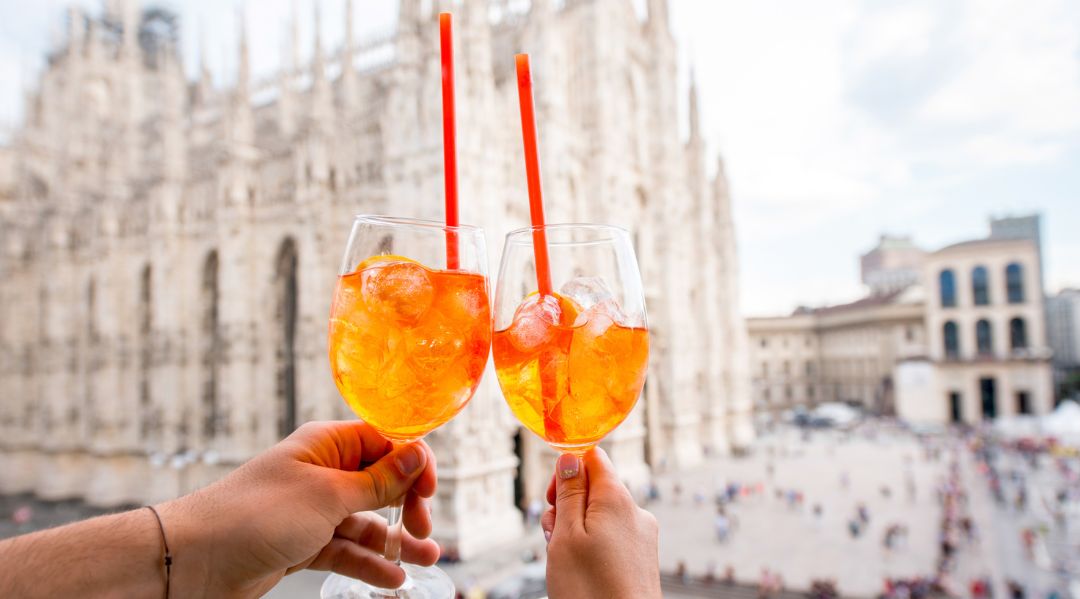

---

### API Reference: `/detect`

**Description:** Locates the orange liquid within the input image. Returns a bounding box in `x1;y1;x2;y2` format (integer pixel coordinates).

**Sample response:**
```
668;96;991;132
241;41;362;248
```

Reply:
328;257;491;441
492;293;649;453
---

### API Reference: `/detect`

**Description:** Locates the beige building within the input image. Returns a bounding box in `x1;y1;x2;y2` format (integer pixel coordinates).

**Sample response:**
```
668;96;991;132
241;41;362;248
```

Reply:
0;0;753;557
899;237;1054;423
750;217;1054;425
748;287;924;415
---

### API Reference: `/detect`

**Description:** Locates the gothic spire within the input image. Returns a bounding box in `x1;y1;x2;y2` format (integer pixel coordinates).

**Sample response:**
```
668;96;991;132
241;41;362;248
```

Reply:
309;0;332;133
688;65;701;144
193;24;213;105
67;6;84;57
290;0;301;73
236;6;250;97
712;153;732;223
227;7;254;149
312;0;325;83
278;25;295;138
339;0;358;110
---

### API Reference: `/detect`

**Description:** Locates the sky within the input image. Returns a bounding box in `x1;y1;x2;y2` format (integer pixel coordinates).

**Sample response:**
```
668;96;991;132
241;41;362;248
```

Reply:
1;0;1078;315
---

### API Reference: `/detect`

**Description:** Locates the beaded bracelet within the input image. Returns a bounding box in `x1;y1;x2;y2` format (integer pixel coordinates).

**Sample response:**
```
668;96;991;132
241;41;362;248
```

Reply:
145;505;173;599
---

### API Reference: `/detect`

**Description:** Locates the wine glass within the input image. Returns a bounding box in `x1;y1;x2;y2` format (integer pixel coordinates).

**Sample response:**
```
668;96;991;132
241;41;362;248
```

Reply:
492;224;649;455
322;215;490;599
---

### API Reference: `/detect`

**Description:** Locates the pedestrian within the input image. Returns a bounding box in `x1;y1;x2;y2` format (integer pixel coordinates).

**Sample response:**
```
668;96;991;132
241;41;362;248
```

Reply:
714;508;731;543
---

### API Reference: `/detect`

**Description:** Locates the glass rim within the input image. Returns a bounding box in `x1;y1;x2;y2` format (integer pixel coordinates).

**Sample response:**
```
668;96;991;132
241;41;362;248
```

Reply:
353;214;483;234
504;223;631;245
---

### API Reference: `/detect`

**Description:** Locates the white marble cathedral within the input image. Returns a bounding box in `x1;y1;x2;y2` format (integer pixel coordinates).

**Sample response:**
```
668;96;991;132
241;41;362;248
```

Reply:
0;0;752;557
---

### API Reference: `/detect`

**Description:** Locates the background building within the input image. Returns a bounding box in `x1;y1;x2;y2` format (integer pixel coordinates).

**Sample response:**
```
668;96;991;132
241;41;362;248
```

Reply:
748;287;924;415
860;234;926;295
0;0;753;558
749;216;1055;425
1047;288;1080;398
901;236;1054;423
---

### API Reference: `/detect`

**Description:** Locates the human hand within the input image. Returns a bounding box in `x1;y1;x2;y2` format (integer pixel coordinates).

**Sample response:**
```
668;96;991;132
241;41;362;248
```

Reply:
157;421;440;598
540;448;661;599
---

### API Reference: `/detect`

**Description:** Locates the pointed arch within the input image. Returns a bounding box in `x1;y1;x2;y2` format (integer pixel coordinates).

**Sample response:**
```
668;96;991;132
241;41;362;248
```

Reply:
275;238;299;437
138;263;153;440
201;250;221;442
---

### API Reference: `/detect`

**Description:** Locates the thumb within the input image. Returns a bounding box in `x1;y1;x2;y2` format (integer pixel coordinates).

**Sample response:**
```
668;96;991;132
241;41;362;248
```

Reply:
553;453;587;536
335;443;427;513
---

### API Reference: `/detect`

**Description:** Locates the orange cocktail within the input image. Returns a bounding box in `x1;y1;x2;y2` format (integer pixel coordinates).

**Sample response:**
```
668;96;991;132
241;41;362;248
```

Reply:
329;256;491;441
493;291;649;453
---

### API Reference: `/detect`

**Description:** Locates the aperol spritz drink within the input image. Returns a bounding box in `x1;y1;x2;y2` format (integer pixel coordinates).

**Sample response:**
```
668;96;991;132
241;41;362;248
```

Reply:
492;224;648;454
329;256;490;441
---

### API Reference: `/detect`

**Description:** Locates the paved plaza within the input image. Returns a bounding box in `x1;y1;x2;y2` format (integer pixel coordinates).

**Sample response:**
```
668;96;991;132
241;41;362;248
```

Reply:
647;425;947;597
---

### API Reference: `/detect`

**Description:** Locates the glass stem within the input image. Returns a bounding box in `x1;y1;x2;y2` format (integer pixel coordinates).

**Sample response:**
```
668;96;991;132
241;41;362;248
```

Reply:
384;493;405;565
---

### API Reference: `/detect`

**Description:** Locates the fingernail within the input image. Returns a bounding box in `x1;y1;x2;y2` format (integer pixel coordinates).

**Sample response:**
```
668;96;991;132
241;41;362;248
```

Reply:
395;445;422;475
557;454;580;480
544;529;552;544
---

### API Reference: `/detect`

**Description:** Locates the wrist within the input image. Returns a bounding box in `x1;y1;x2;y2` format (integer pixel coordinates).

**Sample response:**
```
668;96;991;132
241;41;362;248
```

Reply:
155;492;216;598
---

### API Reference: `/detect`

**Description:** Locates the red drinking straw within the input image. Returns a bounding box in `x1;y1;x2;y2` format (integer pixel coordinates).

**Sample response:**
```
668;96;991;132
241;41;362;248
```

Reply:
440;13;460;269
514;54;553;296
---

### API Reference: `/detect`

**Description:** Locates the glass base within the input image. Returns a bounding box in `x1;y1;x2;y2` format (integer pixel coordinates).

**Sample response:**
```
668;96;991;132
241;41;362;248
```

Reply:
320;564;455;599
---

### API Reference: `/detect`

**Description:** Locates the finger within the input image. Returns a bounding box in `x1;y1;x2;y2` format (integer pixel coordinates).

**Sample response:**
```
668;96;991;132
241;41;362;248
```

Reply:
411;441;438;499
546;473;557;506
553;452;587;536
284;421;394;470
332;442;428;512
540;507;556;543
306;537;408;589
333;513;440;566
403;491;432;540
583;447;633;510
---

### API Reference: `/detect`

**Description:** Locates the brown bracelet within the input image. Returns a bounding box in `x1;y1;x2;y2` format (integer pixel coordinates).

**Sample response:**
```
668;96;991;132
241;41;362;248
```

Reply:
145;505;172;599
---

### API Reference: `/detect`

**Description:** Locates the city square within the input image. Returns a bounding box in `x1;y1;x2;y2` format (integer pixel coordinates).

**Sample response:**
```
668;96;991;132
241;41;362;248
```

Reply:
1;0;1079;597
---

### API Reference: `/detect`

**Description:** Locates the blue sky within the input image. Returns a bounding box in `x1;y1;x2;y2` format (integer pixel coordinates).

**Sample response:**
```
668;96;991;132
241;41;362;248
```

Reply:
2;0;1078;315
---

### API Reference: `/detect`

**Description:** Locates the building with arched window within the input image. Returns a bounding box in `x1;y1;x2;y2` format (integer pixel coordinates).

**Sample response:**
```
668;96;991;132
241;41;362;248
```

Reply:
751;216;1054;426
897;230;1053;424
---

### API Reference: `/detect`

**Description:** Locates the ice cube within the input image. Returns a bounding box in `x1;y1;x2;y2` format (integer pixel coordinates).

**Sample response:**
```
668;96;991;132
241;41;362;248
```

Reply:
507;294;561;352
559;277;615;311
360;261;435;325
406;318;465;378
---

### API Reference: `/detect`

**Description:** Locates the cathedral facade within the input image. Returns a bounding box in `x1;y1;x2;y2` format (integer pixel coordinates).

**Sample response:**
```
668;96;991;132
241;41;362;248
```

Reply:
0;0;752;557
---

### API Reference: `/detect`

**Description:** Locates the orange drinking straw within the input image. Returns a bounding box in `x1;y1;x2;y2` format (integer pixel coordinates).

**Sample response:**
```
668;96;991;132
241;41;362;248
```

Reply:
440;13;460;269
514;54;553;296
516;54;563;442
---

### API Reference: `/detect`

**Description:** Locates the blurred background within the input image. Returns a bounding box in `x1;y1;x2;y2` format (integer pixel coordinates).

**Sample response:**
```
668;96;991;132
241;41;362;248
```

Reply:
0;1;1077;598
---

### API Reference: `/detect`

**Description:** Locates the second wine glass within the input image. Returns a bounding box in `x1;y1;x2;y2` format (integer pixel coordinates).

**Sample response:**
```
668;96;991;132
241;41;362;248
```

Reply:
492;224;649;455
